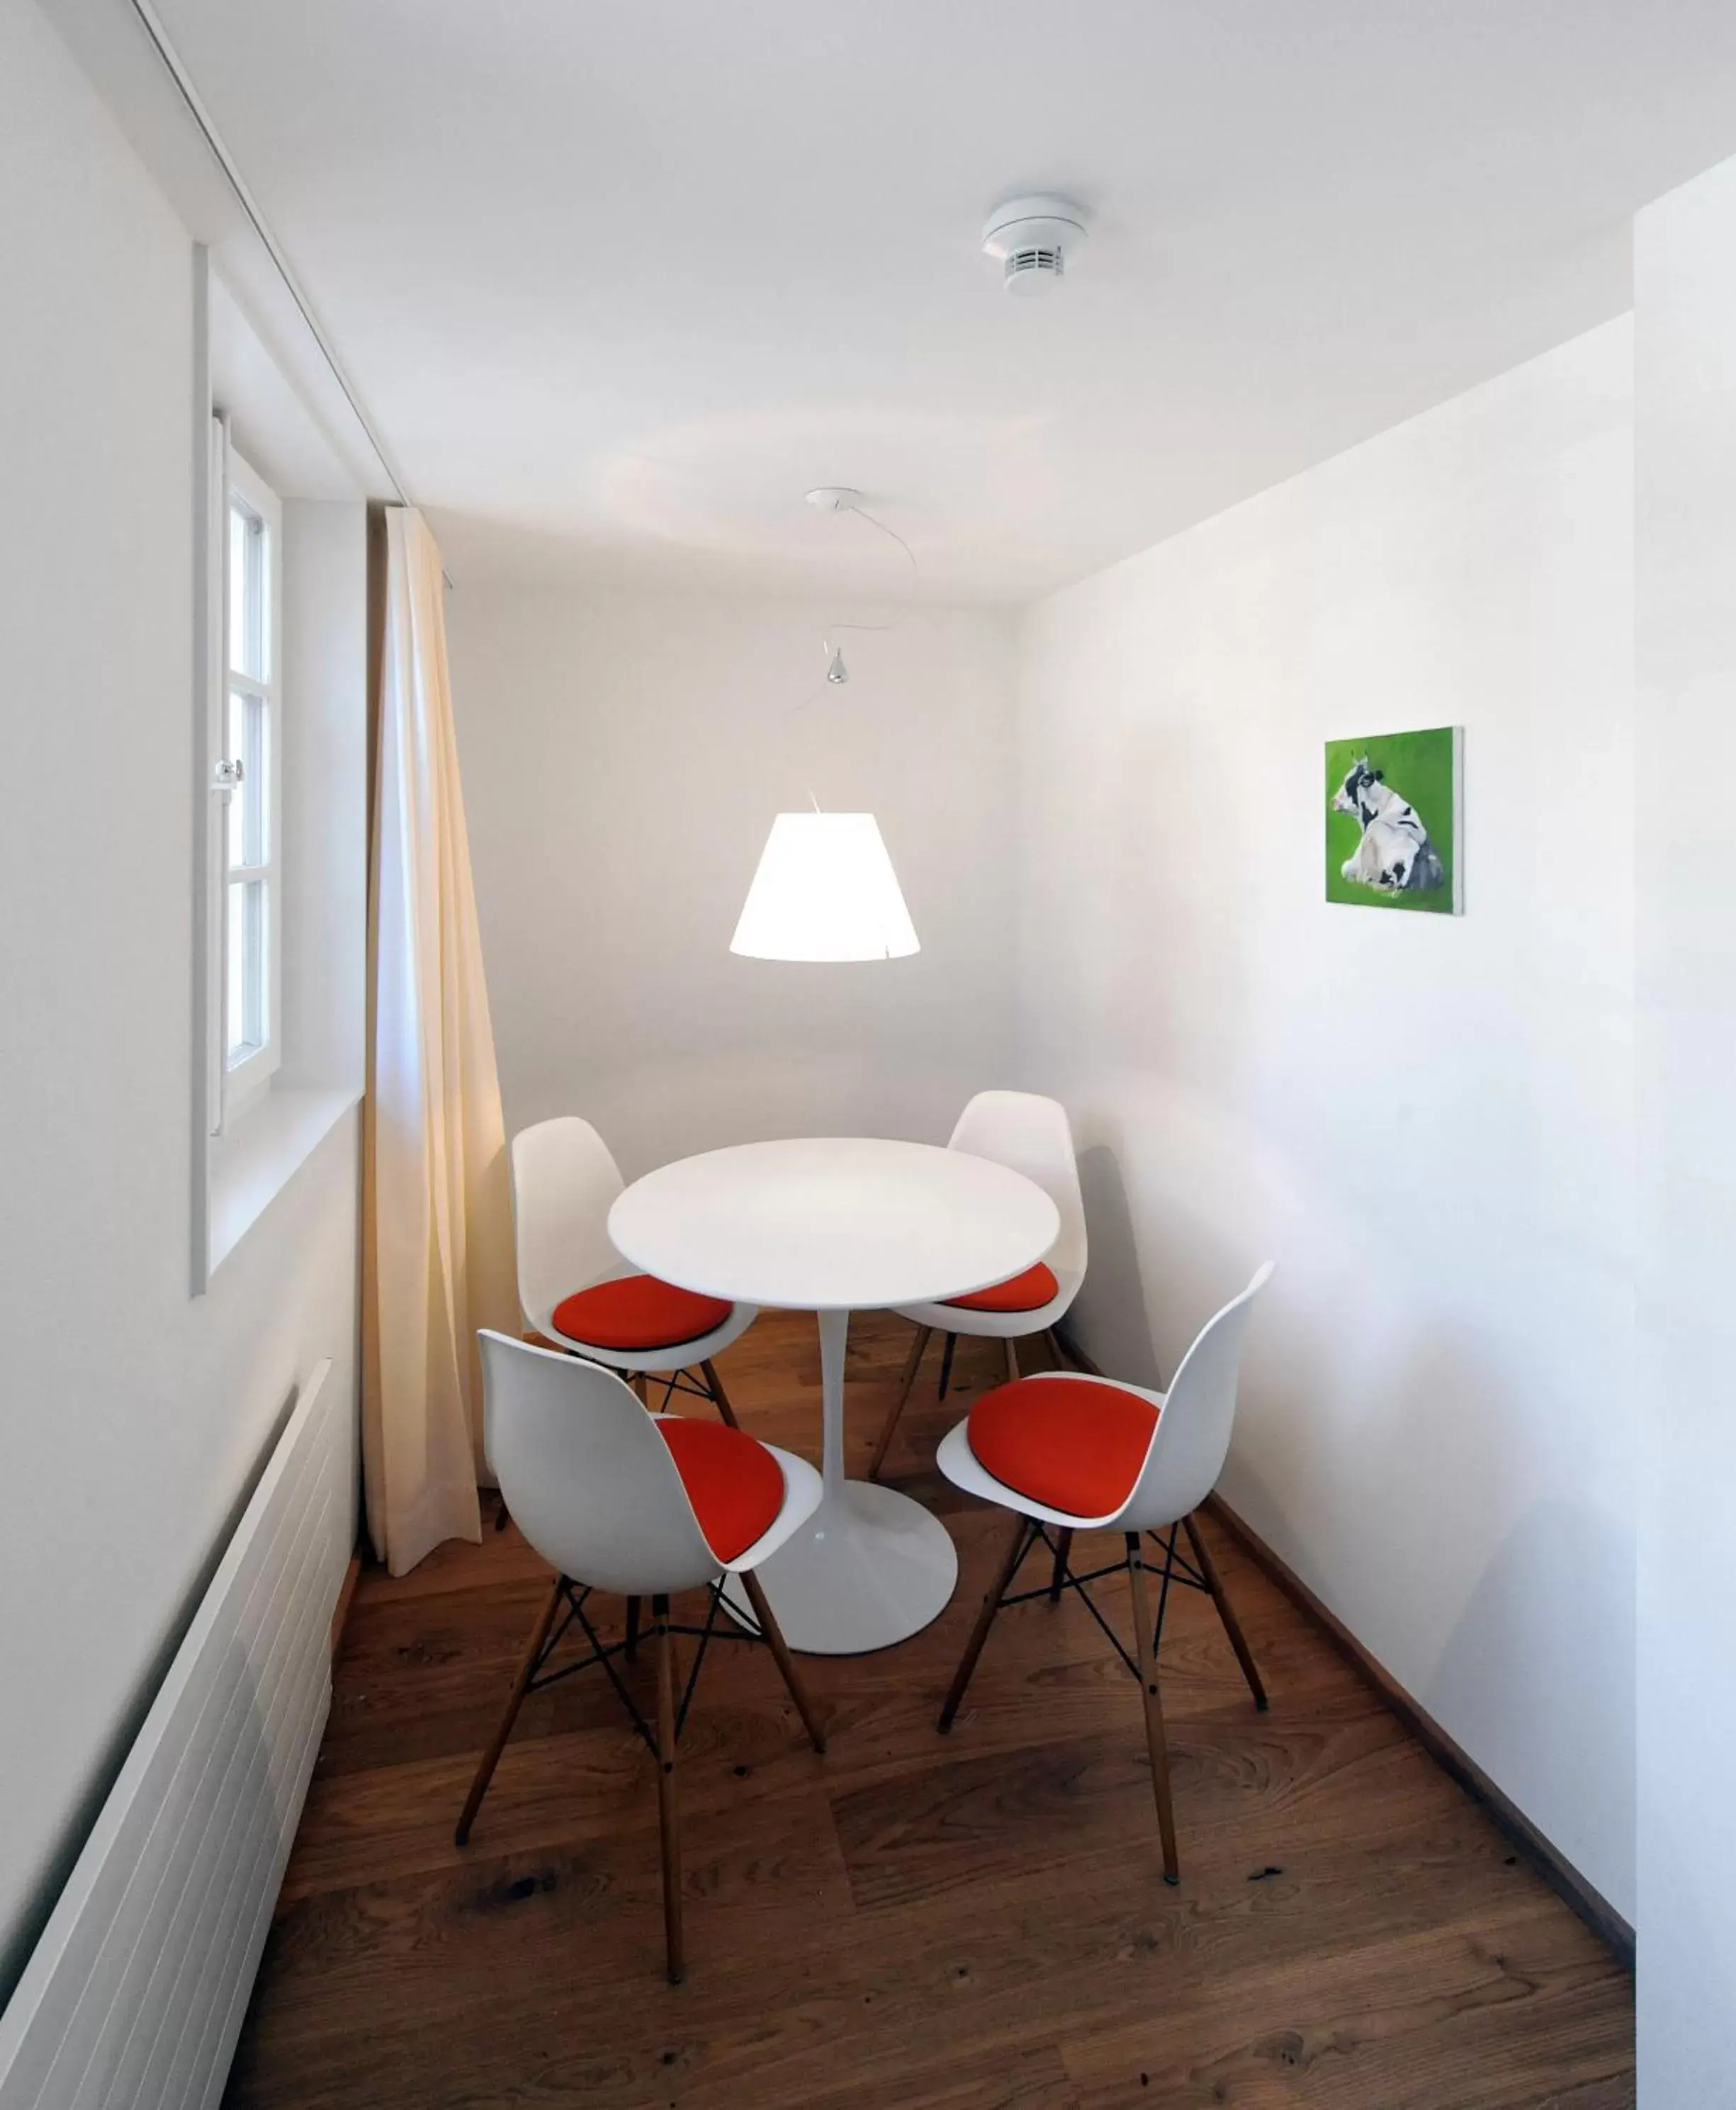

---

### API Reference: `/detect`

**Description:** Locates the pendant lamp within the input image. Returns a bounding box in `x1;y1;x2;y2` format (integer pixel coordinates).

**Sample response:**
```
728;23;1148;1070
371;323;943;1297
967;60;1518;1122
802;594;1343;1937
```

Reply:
731;812;919;961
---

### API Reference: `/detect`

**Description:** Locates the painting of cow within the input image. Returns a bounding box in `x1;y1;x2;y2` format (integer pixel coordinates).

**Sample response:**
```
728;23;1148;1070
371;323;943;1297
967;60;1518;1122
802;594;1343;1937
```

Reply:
1324;726;1462;914
1331;757;1445;895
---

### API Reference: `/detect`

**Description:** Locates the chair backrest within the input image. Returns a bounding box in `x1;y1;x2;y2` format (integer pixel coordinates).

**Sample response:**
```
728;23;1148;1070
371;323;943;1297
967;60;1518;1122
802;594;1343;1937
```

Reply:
478;1331;723;1596
1124;1263;1274;1529
509;1116;628;1333
947;1090;1086;1277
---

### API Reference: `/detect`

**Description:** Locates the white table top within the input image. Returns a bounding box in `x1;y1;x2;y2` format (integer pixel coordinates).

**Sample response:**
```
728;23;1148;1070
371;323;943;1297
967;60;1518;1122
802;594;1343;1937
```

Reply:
608;1136;1061;1312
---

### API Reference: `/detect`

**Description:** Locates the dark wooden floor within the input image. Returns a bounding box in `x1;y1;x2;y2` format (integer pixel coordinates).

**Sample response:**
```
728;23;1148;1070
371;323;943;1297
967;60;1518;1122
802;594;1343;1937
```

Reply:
226;1312;1634;2110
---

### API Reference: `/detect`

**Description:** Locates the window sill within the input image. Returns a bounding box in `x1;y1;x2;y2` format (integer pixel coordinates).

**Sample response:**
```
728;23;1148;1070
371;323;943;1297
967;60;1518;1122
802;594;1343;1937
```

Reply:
209;1082;361;1275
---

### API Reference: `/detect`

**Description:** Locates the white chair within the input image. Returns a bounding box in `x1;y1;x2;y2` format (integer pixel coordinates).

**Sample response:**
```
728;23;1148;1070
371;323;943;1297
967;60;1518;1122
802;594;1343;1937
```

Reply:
867;1090;1087;1478
511;1115;757;1426
934;1263;1274;1883
456;1331;826;1984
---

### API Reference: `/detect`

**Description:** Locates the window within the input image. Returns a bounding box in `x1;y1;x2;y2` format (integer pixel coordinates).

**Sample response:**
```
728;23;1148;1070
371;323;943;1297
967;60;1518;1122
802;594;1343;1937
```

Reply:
218;446;282;1121
194;260;368;1290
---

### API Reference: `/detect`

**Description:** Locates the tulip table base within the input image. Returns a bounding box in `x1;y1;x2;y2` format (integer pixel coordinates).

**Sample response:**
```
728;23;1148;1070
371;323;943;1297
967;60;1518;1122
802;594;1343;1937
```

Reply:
721;1307;957;1652
721;1477;959;1657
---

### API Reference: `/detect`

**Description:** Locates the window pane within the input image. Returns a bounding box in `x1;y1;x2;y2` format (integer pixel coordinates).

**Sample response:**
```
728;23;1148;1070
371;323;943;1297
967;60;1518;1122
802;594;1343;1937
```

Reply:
249;879;269;1047
252;517;271;682
225;690;269;869
226;879;249;1059
227;690;245;868
248;696;268;862
227;498;266;680
228;502;249;676
225;878;268;1062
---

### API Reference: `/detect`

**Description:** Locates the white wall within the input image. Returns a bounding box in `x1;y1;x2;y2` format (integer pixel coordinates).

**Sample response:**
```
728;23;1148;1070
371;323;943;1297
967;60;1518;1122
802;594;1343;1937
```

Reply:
446;588;1018;1172
0;0;361;1994
1015;320;1636;1921
279;498;368;1094
1633;155;1736;2102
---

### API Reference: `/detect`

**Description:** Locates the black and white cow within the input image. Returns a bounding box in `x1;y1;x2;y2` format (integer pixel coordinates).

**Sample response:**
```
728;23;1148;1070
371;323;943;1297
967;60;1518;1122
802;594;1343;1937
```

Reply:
1332;757;1445;895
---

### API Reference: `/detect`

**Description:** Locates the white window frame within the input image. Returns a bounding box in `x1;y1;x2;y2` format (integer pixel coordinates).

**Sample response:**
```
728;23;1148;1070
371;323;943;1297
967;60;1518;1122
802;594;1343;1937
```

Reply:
216;440;283;1126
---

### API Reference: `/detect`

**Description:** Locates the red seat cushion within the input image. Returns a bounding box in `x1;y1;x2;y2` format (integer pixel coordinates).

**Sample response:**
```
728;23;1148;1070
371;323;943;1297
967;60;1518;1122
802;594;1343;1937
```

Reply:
968;1375;1159;1518
551;1274;732;1353
655;1418;786;1562
944;1260;1060;1314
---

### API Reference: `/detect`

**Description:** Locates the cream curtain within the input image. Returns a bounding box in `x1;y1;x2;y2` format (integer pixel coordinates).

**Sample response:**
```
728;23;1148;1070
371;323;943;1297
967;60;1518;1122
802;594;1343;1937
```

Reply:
362;507;516;1576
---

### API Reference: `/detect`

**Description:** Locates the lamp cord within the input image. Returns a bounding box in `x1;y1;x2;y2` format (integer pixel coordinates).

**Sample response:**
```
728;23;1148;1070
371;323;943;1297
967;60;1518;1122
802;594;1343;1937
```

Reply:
850;505;920;582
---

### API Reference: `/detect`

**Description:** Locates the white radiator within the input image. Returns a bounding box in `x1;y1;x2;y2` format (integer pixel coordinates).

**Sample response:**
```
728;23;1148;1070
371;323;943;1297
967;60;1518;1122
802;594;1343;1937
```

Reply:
0;1359;351;2110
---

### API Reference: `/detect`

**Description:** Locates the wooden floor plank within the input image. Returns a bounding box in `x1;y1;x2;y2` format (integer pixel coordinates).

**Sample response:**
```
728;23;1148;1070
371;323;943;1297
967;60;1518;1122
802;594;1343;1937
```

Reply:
1062;1910;1634;2109
224;1310;1631;2110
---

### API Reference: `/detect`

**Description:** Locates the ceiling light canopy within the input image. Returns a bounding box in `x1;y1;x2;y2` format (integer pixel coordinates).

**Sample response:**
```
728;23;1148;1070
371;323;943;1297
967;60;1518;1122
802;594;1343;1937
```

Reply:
731;813;919;962
981;193;1089;295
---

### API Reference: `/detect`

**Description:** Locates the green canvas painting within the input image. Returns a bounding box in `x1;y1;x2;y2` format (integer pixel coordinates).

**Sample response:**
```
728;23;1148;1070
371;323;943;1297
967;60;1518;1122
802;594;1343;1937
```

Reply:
1325;726;1462;914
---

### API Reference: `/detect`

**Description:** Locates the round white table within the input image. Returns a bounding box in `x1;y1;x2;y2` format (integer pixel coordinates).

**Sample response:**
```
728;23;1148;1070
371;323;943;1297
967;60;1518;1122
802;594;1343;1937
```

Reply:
608;1137;1061;1654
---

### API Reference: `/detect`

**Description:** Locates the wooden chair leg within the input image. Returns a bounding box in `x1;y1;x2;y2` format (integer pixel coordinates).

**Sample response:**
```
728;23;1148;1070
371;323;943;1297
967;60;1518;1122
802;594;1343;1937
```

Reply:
1042;1328;1066;1368
940;1513;1035;1731
1003;1336;1020;1385
1047;1526;1073;1604
625;1594;641;1662
867;1325;932;1480
740;1570;827;1753
937;1331;957;1399
630;1372;649;1406
493;1496;512;1533
1125;1533;1180;1884
1183;1513;1268;1710
653;1594;684;1985
456;1573;563;1845
699;1359;740;1429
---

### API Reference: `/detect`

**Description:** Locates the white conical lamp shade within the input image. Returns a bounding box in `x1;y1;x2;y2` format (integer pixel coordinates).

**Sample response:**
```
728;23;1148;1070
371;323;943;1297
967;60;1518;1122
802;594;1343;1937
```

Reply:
731;812;920;961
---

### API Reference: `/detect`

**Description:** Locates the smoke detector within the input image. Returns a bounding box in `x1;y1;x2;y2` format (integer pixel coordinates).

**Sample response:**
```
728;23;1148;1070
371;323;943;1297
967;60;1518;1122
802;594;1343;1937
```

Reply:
981;193;1088;296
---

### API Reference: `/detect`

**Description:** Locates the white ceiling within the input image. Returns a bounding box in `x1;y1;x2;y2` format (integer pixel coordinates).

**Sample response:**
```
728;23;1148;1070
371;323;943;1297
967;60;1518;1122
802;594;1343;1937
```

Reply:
152;0;1736;604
